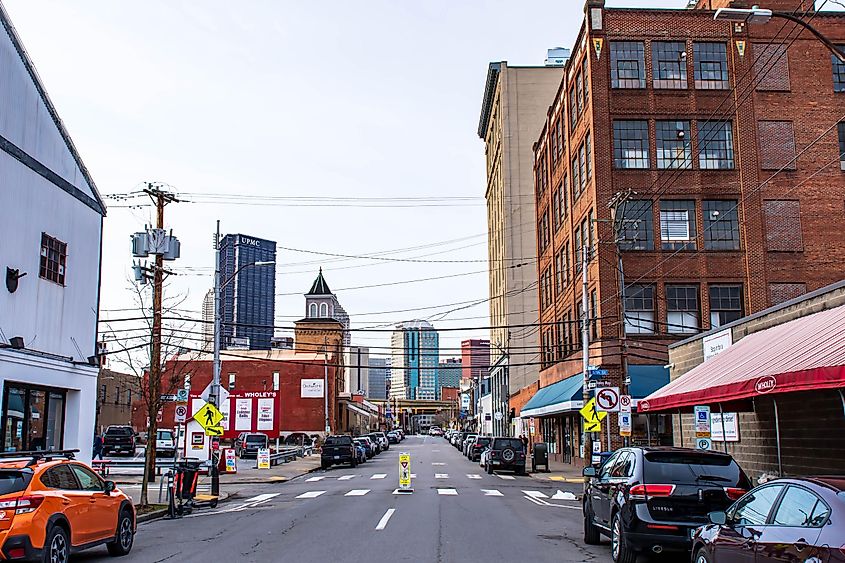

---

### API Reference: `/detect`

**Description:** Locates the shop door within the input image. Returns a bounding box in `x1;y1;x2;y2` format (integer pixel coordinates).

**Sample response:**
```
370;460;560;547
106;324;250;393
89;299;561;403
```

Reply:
2;384;65;452
562;417;572;464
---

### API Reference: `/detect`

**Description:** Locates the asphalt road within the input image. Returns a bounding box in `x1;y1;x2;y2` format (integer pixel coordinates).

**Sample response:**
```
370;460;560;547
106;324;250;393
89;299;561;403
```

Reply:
77;435;613;562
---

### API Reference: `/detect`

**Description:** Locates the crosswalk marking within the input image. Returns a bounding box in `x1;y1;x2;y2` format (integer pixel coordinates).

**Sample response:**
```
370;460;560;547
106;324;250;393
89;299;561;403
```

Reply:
411;474;417;478
338;475;356;481
345;489;370;496
437;488;458;495
481;489;504;496
296;491;326;499
523;490;549;499
467;474;482;480
305;476;325;482
435;473;449;479
370;474;387;480
432;462;446;466
497;474;516;480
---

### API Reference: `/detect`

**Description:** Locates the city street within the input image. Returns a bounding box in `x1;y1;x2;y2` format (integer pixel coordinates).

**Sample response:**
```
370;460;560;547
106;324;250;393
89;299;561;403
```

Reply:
79;436;608;562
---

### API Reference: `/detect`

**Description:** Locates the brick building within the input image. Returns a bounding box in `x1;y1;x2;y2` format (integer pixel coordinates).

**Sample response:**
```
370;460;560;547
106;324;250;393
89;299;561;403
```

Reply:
524;0;845;466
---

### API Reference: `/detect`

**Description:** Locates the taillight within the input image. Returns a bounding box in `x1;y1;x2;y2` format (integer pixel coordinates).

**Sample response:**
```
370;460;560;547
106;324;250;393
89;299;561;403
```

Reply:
6;547;25;558
723;487;746;501
0;499;18;510
629;484;676;500
15;495;44;514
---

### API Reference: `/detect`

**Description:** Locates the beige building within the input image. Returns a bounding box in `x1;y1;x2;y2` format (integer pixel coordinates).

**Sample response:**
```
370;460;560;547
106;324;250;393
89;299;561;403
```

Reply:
478;59;564;434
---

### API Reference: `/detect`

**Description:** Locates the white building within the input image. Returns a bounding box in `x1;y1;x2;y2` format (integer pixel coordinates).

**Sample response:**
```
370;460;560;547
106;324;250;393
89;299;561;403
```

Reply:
0;4;106;460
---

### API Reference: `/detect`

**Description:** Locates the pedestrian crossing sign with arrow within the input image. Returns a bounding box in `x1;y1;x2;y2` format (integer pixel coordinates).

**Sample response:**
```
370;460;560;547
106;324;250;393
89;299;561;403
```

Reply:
579;398;607;432
194;402;223;432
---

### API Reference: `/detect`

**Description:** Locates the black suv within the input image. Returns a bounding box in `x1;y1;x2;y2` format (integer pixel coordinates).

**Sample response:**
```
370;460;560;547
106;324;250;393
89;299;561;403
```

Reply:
102;425;136;457
468;436;491;462
321;435;357;469
483;437;526;475
582;447;751;563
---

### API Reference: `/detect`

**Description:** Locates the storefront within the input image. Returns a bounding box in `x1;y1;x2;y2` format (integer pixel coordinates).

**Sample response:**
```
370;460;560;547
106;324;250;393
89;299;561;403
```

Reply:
1;382;66;452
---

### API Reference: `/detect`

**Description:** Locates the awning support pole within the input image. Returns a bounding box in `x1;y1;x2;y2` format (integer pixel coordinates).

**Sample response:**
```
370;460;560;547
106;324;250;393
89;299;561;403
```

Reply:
772;397;783;477
646;415;651;446
677;410;683;447
719;403;728;454
838;389;845;419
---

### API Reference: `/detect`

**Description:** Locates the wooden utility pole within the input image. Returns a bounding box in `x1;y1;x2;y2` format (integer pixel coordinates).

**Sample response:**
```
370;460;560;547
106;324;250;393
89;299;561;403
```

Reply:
609;190;633;447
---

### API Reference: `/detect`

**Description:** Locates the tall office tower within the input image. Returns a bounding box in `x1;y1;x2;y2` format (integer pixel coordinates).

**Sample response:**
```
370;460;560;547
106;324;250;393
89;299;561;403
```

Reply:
389;320;439;400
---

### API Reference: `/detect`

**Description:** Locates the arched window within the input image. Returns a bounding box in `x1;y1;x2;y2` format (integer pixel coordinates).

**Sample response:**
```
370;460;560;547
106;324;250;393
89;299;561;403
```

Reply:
309;303;317;318
320;303;328;317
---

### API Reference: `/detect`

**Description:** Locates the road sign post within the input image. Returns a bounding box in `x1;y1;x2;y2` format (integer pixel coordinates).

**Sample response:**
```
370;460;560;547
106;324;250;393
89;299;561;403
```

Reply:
694;405;712;438
398;453;413;494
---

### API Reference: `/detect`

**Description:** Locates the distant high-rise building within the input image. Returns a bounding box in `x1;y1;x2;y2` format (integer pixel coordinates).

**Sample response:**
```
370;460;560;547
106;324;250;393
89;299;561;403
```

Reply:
367;357;389;400
438;358;461;399
390;320;439;400
304;269;350;347
218;234;277;350
346;346;369;396
270;336;294;350
461;339;490;382
202;288;214;351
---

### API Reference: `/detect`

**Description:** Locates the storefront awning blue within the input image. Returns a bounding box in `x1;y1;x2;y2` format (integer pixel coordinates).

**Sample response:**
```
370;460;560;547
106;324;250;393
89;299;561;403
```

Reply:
520;374;584;418
629;365;669;399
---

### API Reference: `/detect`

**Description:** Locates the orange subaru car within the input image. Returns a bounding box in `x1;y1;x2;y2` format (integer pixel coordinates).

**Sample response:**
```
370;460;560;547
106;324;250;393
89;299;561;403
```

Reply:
0;450;135;562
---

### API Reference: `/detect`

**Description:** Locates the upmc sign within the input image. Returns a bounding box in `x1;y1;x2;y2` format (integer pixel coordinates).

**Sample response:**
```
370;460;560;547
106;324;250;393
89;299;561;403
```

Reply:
239;236;262;248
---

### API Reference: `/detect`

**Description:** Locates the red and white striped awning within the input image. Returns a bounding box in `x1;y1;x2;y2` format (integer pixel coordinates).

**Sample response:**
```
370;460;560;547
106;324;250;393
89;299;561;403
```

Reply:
639;305;845;412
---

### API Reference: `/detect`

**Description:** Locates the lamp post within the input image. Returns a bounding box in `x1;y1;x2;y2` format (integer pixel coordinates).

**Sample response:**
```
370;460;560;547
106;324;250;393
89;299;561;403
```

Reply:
210;221;274;496
714;7;845;63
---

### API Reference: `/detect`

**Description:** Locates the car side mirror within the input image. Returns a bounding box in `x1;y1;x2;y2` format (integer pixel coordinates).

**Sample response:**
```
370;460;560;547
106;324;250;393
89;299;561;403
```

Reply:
582;466;597;477
104;481;116;495
708;511;727;525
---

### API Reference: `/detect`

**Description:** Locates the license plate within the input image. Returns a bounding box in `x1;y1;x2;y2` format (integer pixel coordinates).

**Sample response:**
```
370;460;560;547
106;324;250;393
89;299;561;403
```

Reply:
334;456;340;460
688;528;695;539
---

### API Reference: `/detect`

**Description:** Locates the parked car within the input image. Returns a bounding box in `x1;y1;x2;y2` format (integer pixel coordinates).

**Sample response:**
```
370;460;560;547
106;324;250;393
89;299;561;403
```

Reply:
483;437;526;475
234;432;269;459
692;476;845;563
453;431;469;449
386;431;400;444
356;437;376;459
102;425;137;457
321;435;358;470
352;440;367;464
468;436;492;462
155;429;176;458
582;447;751;563
284;432;315;448
428;427;443;436
462;434;478;457
0;450;135;560
396;429;405;440
372;432;389;451
366;433;384;454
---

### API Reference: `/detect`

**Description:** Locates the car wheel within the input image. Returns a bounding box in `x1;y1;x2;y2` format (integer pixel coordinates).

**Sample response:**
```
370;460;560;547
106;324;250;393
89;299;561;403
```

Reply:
583;502;601;545
42;524;69;563
107;510;135;556
611;513;636;563
694;548;713;563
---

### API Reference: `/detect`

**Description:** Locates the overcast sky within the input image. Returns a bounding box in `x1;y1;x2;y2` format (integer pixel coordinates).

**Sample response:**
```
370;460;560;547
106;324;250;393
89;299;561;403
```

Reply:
6;0;690;359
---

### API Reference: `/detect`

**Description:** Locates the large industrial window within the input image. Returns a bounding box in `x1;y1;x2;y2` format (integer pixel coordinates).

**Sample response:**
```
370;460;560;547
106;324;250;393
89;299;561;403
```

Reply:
833;46;845;93
660;200;697;250
656;120;692;169
610;41;645;88
613;120;649;169
617;200;654;251
39;233;67;285
569;85;578;130
703;200;740;250
652;41;687;89
709;285;743;328
624;284;655;335
666;285;700;333
694;42;729;89
578;142;587;192
585;131;592;180
571;155;581;198
698;121;734;170
574;228;582;272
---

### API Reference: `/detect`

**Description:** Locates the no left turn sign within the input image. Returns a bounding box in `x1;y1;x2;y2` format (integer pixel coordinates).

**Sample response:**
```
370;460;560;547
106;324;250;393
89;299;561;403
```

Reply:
595;387;620;412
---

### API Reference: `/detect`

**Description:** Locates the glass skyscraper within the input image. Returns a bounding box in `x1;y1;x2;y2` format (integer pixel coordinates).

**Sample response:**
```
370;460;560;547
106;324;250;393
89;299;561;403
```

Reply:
219;234;276;350
390;320;439;400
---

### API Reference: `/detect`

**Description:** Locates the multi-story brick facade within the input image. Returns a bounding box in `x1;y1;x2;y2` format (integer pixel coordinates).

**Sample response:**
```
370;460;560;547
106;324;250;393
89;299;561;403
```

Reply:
526;0;845;465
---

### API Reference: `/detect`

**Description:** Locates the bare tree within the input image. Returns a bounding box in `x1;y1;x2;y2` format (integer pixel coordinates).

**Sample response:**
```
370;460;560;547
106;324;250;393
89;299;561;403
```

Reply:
102;280;200;507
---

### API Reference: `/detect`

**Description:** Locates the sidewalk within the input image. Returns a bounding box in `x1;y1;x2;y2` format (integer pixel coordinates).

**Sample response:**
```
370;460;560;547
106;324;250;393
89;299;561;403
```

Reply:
529;458;586;484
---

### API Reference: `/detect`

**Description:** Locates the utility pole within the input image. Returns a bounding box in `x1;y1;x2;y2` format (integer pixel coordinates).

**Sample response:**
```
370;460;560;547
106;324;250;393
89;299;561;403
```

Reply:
609;190;633;447
324;336;331;435
580;244;591;462
209;220;222;497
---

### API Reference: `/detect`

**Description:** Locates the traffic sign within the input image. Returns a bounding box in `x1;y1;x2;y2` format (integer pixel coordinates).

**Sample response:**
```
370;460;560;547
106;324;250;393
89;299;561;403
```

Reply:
579;398;608;427
618;412;632;434
620;395;632;414
174;404;188;424
200;383;230;407
176;388;189;402
696;438;712;451
595;387;621;412
588;369;609;377
399;453;413;492
205;425;224;437
694;405;712;438
160;394;178;402
257;448;271;469
583;419;602;432
194;402;224;431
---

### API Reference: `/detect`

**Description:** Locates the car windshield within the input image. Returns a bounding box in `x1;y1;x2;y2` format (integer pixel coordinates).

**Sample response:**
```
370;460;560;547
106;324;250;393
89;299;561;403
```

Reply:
644;451;745;485
495;439;524;451
106;427;132;436
476;438;491;446
0;471;31;495
325;436;353;446
157;431;173;441
246;435;267;444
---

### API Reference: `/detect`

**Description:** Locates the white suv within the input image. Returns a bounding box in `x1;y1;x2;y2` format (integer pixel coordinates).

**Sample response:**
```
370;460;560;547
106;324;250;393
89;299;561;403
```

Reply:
156;429;176;457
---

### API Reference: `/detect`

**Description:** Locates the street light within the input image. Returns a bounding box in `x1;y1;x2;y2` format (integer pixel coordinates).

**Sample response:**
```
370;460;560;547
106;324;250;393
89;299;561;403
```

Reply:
714;6;845;63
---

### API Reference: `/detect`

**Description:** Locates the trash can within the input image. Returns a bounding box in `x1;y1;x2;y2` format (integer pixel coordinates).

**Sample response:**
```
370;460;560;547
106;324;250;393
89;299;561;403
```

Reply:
532;442;549;473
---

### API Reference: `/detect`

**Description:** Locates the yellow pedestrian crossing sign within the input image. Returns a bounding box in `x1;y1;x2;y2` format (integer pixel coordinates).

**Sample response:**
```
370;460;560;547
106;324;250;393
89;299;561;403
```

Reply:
579;397;607;433
194;402;223;431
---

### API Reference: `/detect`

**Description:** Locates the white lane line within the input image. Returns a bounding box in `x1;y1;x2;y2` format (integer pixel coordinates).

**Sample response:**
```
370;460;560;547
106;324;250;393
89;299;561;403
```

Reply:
411;474;417;478
337;475;356;481
467;474;482;480
437;488;458;495
435;473;449;479
375;508;396;530
481;489;504;496
243;493;281;503
432;449;440;452
295;491;326;499
523;490;549;499
345;489;370;496
305;476;325;482
497;474;516;480
524;495;547;506
432;462;446;466
371;474;387;480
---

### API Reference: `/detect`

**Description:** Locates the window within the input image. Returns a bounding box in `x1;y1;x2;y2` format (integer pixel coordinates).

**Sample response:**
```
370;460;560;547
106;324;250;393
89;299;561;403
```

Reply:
666;285;700;333
613;121;649;169
660;200;696;250
618;200;654;251
772;486;828;527
581;214;593;263
574;228;582;272
556;119;564;160
838;122;844;170
571;155;581;197
228;373;236;389
698;121;734;169
590;290;598;339
114;387;120;405
585;131;592;180
319;303;328;317
656;120;692;169
39;233;67;285
763;200;803;251
694;42;729;89
71;465;104;492
99;384;107;404
309;303;317;317
564;242;570;287
709;285;743;327
833;46;845;93
731;485;784;526
569;86;578;130
610;41;645;88
126;389;132;406
575;72;584;116
624;284;655;334
40;465;78;490
703;200;740;250
578;142;587;190
552;189;560;231
754;43;790;91
758;121;796;170
555;249;565;294
652;41;687;89
582;58;590;105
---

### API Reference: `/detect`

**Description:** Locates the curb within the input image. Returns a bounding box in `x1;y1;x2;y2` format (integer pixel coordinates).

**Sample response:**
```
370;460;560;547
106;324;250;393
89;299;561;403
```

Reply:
135;491;231;524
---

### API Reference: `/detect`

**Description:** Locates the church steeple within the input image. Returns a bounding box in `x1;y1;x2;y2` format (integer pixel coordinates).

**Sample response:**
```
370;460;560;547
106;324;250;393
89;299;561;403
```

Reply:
307;267;332;296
